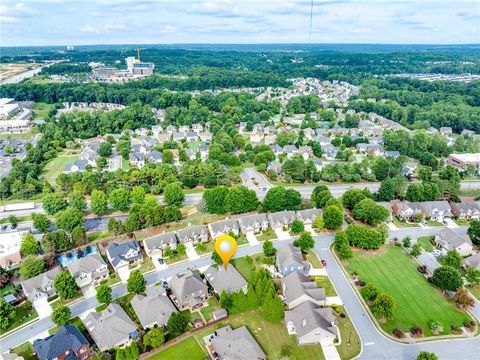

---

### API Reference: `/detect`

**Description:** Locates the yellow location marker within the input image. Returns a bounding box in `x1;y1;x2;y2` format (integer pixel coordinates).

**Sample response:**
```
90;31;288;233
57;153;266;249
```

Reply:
214;234;238;270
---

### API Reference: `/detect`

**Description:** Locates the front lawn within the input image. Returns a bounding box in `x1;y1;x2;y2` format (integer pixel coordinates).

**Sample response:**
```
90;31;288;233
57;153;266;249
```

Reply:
315;276;337;296
165;253;188;265
467;285;480;301
393;218;419;228
335;306;361;360
148;337;205;360
195;241;214;256
236;234;249;246
426;220;443;227
306;251;322;268
345;245;471;336
12;342;35;360
454;219;470;227
417;236;434;252
256;228;276;242
4;301;38;333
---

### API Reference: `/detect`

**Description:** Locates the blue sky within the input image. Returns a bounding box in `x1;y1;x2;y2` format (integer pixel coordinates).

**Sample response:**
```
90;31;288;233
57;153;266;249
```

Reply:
1;0;479;46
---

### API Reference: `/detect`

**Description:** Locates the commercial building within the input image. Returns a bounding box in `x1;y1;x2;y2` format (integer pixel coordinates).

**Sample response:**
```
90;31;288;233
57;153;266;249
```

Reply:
447;153;480;169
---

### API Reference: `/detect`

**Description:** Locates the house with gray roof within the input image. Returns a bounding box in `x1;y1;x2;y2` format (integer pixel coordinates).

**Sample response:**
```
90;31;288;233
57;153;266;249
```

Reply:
143;232;178;259
169;270;208;310
33;325;90;360
208;325;266;360
237;214;269;234
106;241;143;272
276;244;309;277
283;145;298;159
83;303;138;352
268;211;297;230
384;150;400;159
208;219;240;239
21;267;61;303
146;150;162;164
282;271;326;309
285;301;338;346
296;209;322;227
175;225;209;244
435;228;474;257
204;265;248;295
130;286;177;329
266;161;282;175
66;253;108;289
450;201;480;220
392;201;452;221
463;253;480;270
64;159;90;174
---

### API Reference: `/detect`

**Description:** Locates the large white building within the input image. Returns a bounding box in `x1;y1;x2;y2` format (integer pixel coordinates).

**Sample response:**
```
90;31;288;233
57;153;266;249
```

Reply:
0;98;32;133
0;230;28;269
0;98;20;119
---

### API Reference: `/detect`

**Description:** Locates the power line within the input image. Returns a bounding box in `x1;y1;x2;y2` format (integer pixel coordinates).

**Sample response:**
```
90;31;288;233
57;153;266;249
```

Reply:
309;0;314;43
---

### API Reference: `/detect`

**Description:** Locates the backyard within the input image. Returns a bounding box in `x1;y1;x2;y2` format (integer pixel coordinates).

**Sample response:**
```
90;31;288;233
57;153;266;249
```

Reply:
199;297;221;322
232;254;268;283
41;153;78;183
345;245;472;336
417;236;435;252
148;336;205;360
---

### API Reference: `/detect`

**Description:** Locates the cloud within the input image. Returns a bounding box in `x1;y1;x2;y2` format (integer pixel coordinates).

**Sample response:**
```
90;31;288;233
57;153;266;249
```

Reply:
0;2;37;17
162;25;177;33
105;23;128;30
80;23;98;33
0;15;19;23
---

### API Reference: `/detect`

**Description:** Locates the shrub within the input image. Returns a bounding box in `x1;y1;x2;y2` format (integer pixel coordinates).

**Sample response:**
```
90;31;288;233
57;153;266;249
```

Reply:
428;321;443;335
410;326;424;337
290;220;305;234
392;328;405;339
360;284;379;303
417;265;427;274
450;325;463;335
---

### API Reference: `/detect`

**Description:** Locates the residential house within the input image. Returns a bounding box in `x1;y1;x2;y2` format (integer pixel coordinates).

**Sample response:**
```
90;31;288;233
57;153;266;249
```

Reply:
447;153;480;169
130;286;177;329
283;145;298;159
322;145;340;160
384;151;400;159
21;267;61;303
166;125;177;134
186;132;199;142
296;209;322;227
461;129;476;137
198;145;209;160
450;201;480;220
282;272;326;309
252;123;264;133
267;161;282;175
143;232;178;259
276;244;309;276
237;214;269;234
208;325;266;360
401;161;417;176
264;125;276;135
199;132;212;142
192;123;204;133
264;134;276;145
129;152;145;168
392;201;452;221
173;132;186;142
285;301;338;345
176;225;209;245
299;145;313;160
268;211;297;230
33;325;90;360
239;122;248;133
462;253;480;270
106;241;143;272
146;151;162;164
208;219;241;239
435;228;474;257
312;159;323;171
204;265;248;295
0;230;26;269
271;144;283;157
64;159;90;174
151;125;162;138
169;269;208;310
178;125;190;133
250;132;264;143
83;304;138;352
66;253;109;289
304;128;315;140
440;127;453;136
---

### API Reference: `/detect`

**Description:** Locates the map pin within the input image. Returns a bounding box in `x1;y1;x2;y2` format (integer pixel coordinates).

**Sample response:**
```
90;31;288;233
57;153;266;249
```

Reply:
214;234;238;270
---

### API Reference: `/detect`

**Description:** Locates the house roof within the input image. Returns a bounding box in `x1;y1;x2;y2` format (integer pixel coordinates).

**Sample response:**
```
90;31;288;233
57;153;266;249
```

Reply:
463;253;480;269
83;303;137;351
277;244;305;269
66;253;107;278
176;225;208;241
296;209;322;222
21;267;61;299
33;325;89;360
282;271;326;305
209;219;240;236
237;214;268;232
130;287;177;328
204;265;248;294
143;232;177;252
285;301;338;339
106;241;142;267
438;228;472;248
211;325;266;360
269;211;297;225
170;270;207;302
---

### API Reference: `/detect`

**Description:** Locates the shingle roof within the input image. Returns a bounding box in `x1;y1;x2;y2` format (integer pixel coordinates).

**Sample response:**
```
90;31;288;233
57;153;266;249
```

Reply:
282;271;326;305
66;253;107;278
143;233;177;252
130;287;177;328
285;301;338;339
277;244;305;269
211;325;266;360
438;228;472;248
204;265;247;294
170;270;207;304
463;253;480;269
33;325;89;360
296;209;322;222
269;211;297;226
209;219;240;236
21;267;61;300
176;225;208;242
106;241;142;267
237;214;268;232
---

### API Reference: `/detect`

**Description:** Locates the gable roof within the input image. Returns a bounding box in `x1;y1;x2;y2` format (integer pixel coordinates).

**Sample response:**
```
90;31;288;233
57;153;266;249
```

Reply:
277;244;305;268
22;267;61;299
170;270;207;301
237;213;268;232
209;219;240;236
83;303;137;351
33;325;89;360
211;325;266;360
66;253;107;277
438;228;472;248
282;271;326;305
143;232;177;252
269;211;297;225
176;225;208;241
204;265;248;294
463;253;480;269
285;301;338;339
296;209;322;222
106;241;142;267
130;287;177;328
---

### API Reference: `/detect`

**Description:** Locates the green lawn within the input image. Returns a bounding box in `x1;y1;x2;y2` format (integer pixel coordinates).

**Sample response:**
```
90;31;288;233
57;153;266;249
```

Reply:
306;251;322;268
467;285;480;301
426;220;443;227
193;310;325;360
148;337;205;360
41;154;78;183
315;276;337;296
417;236;434;252
32;102;55;119
454;219;470;227
236;234;248;246
345;246;471;336
195;241;214;256
101;273;121;287
12;342;35;360
335;306;362;360
0;283;17;296
165;253;188;265
256;228;276;242
87;230;110;242
393;218;419;228
3;301;38;333
200;297;221;322
232;254;267;283
121;157;131;171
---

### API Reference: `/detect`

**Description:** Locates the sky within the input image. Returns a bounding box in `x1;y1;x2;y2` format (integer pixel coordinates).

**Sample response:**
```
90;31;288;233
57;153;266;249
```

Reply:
1;0;479;46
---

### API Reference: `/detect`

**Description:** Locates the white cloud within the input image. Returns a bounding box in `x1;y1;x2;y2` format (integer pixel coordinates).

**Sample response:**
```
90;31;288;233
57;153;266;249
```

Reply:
162;25;177;33
0;15;19;23
105;23;128;30
80;23;98;33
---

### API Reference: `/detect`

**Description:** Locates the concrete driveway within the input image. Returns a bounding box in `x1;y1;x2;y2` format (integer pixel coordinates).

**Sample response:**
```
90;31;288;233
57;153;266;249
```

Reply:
33;298;52;318
246;231;259;245
444;218;459;228
274;228;290;240
320;340;341;360
81;284;96;298
185;242;199;260
118;266;131;283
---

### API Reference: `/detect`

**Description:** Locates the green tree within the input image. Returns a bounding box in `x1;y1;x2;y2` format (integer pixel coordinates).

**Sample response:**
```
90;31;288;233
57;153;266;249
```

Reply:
55;207;84;232
53;272;79;300
143;327;165;349
263;187;301;212
371;293;396;320
42;230;71;253
167;312;188;337
43;193;68;215
96;283;112;304
262;294;284;321
69;191;87;212
263;240;276;257
20;256;45;279
410;243;421;257
361;284;380;302
162;149;174;164
99;142;113;157
51;305;71;326
109;188;131;212
293;232;315;252
345;225;385;250
91;190;108;215
467;219;480;245
130;186;146;205
431;266;463;291
334;231;352;259
290;220;305;234
417;351;439;360
443;249;462;269
71;225;86;247
203;186;229;214
8;215;18;226
311;185;329;207
20;233;40;256
352;198;390;226
402;236;412;248
323;205;343;230
127;270;146;294
224;185;259;214
176;243;187;256
163;183;185;207
465;268;480;286
211;251;222;265
342;189;369;210
32;213;51;233
0;299;15;330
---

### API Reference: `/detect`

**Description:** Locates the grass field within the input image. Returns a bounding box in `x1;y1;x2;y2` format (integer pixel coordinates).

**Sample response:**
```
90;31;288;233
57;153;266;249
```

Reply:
41;154;78;183
232;254;267;283
335;306;362;360
345;246;471;336
468;285;480;301
315;276;337;296
32;102;55;119
426;220;443;227
256;228;276;242
4;302;38;333
306;251;323;268
417;236;434;252
148;337;205;360
200;297;221;321
195;241;214;256
393;218;419;228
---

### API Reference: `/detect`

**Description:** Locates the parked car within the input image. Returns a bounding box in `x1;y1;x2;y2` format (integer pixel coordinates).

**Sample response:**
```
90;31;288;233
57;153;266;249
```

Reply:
158;258;164;265
0;225;6;231
11;224;17;229
161;280;169;290
321;259;327;267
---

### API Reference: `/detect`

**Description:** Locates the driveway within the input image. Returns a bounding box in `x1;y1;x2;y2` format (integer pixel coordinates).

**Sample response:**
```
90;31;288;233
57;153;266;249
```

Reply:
81;285;96;298
304;224;316;236
117;266;131;283
33;298;52;319
152;256;168;271
246;231;259;245
185;242;199;260
320;340;341;360
274;228;290;240
416;249;441;274
444;218;459;228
